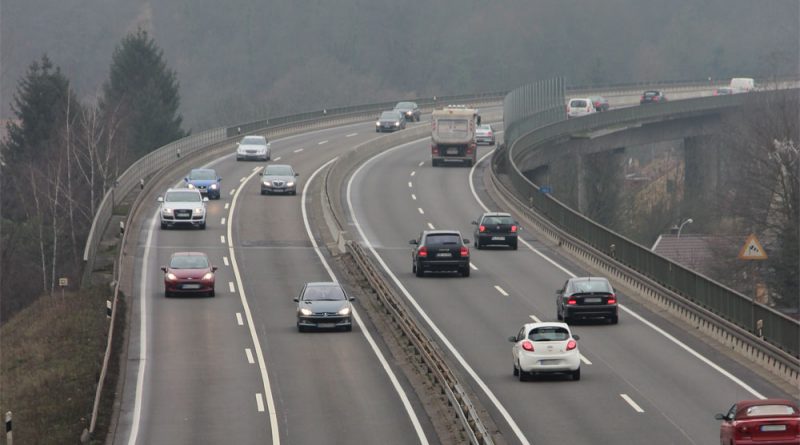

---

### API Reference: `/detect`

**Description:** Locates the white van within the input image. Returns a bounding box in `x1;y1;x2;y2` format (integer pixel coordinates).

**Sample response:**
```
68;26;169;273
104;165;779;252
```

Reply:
729;77;755;93
566;98;596;118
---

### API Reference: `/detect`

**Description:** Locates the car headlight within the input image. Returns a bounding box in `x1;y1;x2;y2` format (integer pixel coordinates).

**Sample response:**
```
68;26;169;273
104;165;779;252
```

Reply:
394;121;400;126
166;273;177;281
187;183;195;189
193;207;204;214
299;308;313;316
376;121;380;126
210;184;218;189
286;182;295;187
162;208;173;215
202;272;214;280
263;181;271;186
337;307;351;315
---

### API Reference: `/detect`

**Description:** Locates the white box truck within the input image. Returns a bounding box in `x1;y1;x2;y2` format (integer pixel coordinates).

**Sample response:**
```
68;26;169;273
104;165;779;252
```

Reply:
431;106;479;167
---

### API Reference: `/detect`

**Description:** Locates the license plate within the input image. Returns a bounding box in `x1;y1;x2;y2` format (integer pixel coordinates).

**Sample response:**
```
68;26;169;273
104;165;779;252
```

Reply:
491;236;505;241
437;252;452;258
447;148;459;155
273;188;284;192
761;425;787;432
584;297;602;303
317;323;336;328
539;359;560;365
183;284;201;290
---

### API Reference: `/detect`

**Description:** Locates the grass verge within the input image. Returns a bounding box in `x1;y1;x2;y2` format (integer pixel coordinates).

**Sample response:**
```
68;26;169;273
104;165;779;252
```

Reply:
0;285;121;444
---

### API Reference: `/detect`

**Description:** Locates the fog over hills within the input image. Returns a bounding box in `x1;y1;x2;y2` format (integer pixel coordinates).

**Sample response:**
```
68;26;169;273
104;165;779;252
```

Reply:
2;0;797;130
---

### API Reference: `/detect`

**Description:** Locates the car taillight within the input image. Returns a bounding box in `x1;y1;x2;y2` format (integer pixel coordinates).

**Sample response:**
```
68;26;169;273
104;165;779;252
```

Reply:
487;131;492;136
510;225;517;233
640;95;645;101
431;145;439;155
460;246;469;257
566;340;577;351
521;340;534;351
607;294;617;304
418;246;428;257
567;298;577;305
735;425;751;438
479;225;486;232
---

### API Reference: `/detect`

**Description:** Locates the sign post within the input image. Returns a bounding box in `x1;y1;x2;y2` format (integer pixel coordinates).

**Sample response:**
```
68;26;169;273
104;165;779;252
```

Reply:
737;234;767;335
58;277;69;300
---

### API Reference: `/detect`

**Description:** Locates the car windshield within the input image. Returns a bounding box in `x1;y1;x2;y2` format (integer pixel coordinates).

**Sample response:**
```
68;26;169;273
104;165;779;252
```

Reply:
303;285;346;301
380;111;399;120
166;191;201;202
395;102;414;109
644;91;658;96
242;136;267;146
528;326;570;342
744;405;796;417
570;100;588;107
426;234;461;245
189;170;216;180
482;216;513;225
170;255;209;269
264;165;294;176
571;279;612;294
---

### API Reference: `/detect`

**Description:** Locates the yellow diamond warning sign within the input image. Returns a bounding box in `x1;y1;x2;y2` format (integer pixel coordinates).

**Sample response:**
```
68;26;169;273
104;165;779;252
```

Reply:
738;234;767;260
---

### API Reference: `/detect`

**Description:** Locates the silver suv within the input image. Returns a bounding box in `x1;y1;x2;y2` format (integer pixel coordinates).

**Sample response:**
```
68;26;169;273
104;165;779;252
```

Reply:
158;188;208;229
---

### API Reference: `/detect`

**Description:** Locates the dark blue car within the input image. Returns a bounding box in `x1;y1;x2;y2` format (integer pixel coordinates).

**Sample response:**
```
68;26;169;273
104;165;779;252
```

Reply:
184;168;221;199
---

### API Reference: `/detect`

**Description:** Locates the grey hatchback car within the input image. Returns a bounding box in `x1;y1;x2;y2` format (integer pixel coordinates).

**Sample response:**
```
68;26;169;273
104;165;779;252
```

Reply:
260;164;298;195
295;282;355;331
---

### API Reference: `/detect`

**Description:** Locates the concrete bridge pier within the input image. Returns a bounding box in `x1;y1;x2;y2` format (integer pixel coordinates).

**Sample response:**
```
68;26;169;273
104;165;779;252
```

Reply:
683;135;721;224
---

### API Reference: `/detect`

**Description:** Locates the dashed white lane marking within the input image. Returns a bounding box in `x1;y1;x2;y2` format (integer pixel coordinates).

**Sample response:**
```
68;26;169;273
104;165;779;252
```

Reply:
220;235;225;244
621;394;645;413
528;315;592;364
236;312;243;326
417;208;424;215
411;194;417;200
224;203;230;210
223;256;230;266
408;181;412;188
228;281;235;293
273;156;281;161
410;171;416;177
294;148;304;153
470;263;478;271
239;177;246;183
418;161;424;167
427;222;435;230
221;217;226;225
252;166;260;172
229;188;236;196
346;133;358;137
318;140;328;145
245;348;255;364
256;393;265;412
494;285;509;296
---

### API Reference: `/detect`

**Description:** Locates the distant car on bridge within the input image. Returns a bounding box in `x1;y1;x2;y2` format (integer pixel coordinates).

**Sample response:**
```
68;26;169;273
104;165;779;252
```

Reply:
566;97;597;118
393;101;421;122
640;90;668;104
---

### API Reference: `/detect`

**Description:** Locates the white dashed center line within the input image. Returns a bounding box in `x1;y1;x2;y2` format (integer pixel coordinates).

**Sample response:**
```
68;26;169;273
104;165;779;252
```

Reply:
427;222;435;230
408;182;413;188
470;263;478;271
256;393;265;412
418;208;424;215
494;285;509;296
411;194;417;200
318;140;328;145
252;166;261;172
220;235;226;244
294;148;304;153
410;171;416;177
273;156;281;161
228;282;235;293
236;312;243;325
245;348;255;364
224;203;230;210
221;217;226;225
418;161;424;167
621;394;645;413
223;257;230;266
229;188;236;196
346;133;358;137
239;177;246;183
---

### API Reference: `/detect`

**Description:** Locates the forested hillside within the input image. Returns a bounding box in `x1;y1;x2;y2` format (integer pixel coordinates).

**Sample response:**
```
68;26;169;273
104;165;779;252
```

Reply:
2;0;798;130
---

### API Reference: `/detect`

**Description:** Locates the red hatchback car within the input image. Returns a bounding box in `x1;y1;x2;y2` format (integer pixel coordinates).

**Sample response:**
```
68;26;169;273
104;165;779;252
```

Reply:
161;252;217;297
716;399;800;444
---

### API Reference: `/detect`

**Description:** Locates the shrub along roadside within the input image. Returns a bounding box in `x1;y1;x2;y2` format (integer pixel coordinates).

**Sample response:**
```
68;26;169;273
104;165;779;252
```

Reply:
0;285;123;444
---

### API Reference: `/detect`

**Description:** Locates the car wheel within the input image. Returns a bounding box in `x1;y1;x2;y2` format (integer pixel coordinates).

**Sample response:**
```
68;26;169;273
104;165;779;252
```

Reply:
518;367;527;382
563;313;571;324
556;307;563;321
475;239;481;249
513;363;519;376
610;314;619;324
415;262;424;277
165;290;171;298
209;289;215;297
199;222;206;230
461;266;470;277
511;241;518;250
297;324;306;332
572;368;581;381
345;325;353;332
465;159;473;167
160;222;167;230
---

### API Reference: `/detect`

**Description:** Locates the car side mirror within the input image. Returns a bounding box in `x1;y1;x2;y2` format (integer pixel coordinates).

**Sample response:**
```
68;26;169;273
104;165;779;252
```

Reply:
160;267;167;272
463;239;470;244
203;197;209;202
259;172;263;176
212;266;218;272
293;298;299;302
295;173;299;177
714;413;726;421
572;335;580;341
556;289;563;294
508;336;517;343
157;197;164;202
218;177;222;181
409;239;418;245
184;177;189;182
349;297;355;301
471;221;478;225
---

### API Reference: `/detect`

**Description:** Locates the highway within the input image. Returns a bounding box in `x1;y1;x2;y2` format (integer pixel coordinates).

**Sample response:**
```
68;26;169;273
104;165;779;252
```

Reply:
112;88;797;444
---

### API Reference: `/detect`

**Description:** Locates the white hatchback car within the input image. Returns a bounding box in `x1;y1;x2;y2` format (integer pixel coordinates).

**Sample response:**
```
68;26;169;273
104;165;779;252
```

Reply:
509;322;581;381
566;97;596;118
236;135;271;161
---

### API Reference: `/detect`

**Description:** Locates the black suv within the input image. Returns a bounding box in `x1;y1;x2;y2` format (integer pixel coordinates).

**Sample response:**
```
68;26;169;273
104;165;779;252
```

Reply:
472;212;520;249
556;277;618;324
410;230;471;277
393;101;421;122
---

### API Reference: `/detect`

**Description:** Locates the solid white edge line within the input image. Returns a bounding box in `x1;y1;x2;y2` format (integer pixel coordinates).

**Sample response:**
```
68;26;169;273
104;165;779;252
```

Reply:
620;394;645;413
470;136;763;398
469;263;478;271
127;211;157;445
246;348;255;364
229;282;235;293
303;158;429;445
494;285;509;296
227;167;281;443
236;312;244;326
256;393;265;412
223;257;230;266
346;137;531;445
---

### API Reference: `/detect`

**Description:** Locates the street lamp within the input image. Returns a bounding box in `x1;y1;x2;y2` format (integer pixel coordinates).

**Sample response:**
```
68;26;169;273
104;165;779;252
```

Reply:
677;218;693;238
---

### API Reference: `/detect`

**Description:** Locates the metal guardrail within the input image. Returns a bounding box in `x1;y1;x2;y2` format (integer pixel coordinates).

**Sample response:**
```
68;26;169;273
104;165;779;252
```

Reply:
348;241;494;445
493;87;800;359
